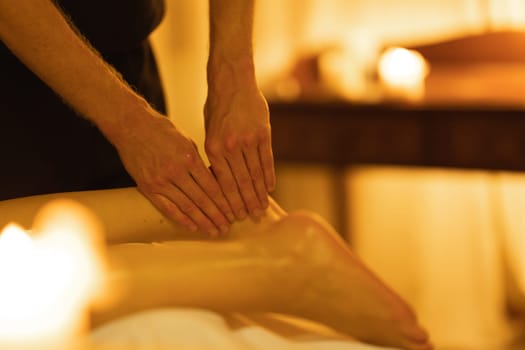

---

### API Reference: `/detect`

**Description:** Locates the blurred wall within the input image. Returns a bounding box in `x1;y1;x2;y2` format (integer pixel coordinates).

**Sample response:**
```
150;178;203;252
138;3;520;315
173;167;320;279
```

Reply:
150;1;209;157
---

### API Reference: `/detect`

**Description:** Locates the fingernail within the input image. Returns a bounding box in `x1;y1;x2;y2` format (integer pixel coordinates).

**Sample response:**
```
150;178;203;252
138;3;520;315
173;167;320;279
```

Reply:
208;228;219;237
220;225;229;234
189;224;198;232
238;209;247;220
262;199;269;209
253;208;263;218
226;212;235;223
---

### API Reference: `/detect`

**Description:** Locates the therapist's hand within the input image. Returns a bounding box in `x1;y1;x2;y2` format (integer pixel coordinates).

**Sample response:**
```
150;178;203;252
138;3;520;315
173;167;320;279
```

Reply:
204;87;276;220
113;110;234;237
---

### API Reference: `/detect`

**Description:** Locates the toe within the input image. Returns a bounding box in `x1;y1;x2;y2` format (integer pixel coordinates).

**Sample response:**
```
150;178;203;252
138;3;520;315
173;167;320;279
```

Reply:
402;323;429;342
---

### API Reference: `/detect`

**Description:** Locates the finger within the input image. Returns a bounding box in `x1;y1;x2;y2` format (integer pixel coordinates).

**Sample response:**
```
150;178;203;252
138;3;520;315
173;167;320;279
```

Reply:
227;149;262;216
169;180;219;237
141;189;198;232
190;163;235;224
259;137;276;192
243;145;269;209
174;173;228;236
210;156;248;220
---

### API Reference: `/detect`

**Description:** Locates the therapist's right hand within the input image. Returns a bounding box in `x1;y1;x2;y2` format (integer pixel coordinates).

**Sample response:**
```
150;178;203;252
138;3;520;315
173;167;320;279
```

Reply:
112;110;234;237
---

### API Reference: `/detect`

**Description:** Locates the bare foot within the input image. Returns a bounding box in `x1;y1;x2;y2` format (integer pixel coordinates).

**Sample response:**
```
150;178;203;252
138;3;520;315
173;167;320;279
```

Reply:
264;211;433;350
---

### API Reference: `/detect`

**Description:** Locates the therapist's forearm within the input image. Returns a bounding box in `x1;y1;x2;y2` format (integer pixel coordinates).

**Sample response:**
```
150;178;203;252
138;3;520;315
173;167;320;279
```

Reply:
207;0;258;90
0;0;153;143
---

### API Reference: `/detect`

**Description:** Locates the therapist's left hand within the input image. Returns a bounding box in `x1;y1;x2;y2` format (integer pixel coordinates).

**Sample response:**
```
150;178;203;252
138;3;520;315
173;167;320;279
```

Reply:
204;87;275;220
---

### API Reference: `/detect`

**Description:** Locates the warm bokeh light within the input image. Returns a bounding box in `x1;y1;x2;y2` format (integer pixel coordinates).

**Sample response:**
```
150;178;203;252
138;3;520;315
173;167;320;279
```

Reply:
0;224;37;334
0;200;106;349
319;47;379;102
488;0;525;30
378;47;427;83
378;47;429;102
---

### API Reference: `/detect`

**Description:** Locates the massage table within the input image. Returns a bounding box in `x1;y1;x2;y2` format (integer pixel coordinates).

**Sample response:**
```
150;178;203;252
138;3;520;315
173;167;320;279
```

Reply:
91;308;398;350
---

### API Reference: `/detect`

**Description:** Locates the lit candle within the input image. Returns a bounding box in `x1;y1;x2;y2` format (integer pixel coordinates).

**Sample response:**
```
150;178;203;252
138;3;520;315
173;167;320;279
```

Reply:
378;47;429;103
0;200;106;350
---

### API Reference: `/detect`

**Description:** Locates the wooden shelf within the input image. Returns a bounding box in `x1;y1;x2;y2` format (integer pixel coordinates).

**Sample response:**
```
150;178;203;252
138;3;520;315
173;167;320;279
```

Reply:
270;101;525;171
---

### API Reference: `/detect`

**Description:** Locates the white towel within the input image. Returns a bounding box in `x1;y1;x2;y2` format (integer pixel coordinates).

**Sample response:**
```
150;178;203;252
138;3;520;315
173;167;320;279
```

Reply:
90;308;398;350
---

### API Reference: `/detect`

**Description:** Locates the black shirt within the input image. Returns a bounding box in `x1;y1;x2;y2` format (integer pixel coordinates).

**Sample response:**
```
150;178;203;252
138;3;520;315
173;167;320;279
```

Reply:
56;0;165;53
0;0;167;200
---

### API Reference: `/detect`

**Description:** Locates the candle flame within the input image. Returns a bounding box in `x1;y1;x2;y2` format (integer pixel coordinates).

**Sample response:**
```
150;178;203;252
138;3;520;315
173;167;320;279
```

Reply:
378;47;429;101
378;47;429;94
0;200;107;347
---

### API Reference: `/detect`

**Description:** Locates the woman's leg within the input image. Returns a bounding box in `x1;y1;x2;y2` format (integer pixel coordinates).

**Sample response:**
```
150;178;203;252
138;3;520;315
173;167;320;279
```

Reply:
0;187;204;244
0;187;286;243
0;188;432;349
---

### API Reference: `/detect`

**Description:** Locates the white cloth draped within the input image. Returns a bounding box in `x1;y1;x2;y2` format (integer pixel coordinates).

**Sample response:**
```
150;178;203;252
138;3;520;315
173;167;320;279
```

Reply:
91;309;397;350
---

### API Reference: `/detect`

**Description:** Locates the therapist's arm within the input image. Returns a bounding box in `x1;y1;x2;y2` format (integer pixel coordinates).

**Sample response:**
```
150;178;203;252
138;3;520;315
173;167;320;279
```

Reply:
205;0;276;220
0;0;234;236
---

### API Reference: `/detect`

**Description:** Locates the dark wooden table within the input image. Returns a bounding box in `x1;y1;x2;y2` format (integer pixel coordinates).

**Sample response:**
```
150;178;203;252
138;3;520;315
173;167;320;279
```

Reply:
270;101;525;171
